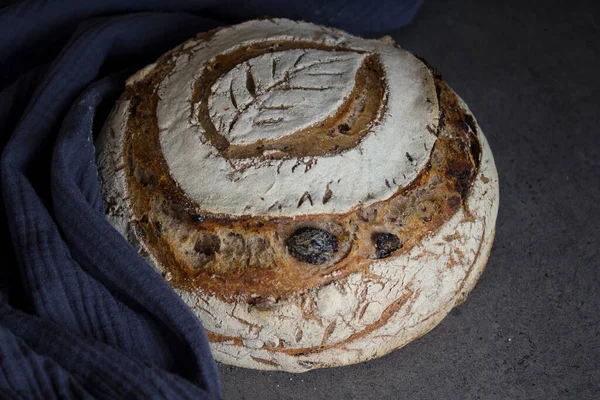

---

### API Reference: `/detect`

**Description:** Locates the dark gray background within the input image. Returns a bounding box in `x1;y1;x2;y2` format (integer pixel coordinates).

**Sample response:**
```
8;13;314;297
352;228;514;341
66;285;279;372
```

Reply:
218;0;600;398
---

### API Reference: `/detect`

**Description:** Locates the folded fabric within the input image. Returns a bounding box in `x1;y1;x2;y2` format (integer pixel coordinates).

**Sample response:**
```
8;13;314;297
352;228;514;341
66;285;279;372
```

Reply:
0;1;423;398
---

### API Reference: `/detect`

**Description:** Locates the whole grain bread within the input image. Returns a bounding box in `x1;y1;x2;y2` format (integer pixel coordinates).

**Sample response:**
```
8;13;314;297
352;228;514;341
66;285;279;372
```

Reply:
96;18;499;372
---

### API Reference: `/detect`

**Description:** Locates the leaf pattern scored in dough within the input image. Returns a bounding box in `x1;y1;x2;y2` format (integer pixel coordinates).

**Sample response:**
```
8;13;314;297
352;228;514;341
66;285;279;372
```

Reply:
208;49;368;145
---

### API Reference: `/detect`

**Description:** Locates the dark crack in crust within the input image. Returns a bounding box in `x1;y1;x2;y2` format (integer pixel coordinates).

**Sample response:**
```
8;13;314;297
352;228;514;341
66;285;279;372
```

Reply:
117;30;481;303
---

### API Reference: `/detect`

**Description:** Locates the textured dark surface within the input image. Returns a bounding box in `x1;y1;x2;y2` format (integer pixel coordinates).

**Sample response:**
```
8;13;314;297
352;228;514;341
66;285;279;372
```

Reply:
218;0;600;399
286;227;339;265
373;232;401;259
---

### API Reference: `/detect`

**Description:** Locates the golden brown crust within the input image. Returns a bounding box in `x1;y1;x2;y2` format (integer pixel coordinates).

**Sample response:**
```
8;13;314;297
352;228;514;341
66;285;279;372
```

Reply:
119;35;481;304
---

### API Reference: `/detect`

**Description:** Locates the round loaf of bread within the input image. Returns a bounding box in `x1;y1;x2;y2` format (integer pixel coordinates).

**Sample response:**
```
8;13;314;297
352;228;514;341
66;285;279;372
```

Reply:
96;18;499;372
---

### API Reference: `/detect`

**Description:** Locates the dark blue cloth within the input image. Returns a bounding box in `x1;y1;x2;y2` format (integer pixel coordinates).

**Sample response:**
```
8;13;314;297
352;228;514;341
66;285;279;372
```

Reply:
0;1;423;398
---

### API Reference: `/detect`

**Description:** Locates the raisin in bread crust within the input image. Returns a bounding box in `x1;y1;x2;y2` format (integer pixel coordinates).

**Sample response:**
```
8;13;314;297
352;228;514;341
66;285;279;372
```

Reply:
96;19;499;372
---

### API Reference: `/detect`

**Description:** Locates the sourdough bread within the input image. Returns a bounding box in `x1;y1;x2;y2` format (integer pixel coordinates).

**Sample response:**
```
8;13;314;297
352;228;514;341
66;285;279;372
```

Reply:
96;18;499;372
